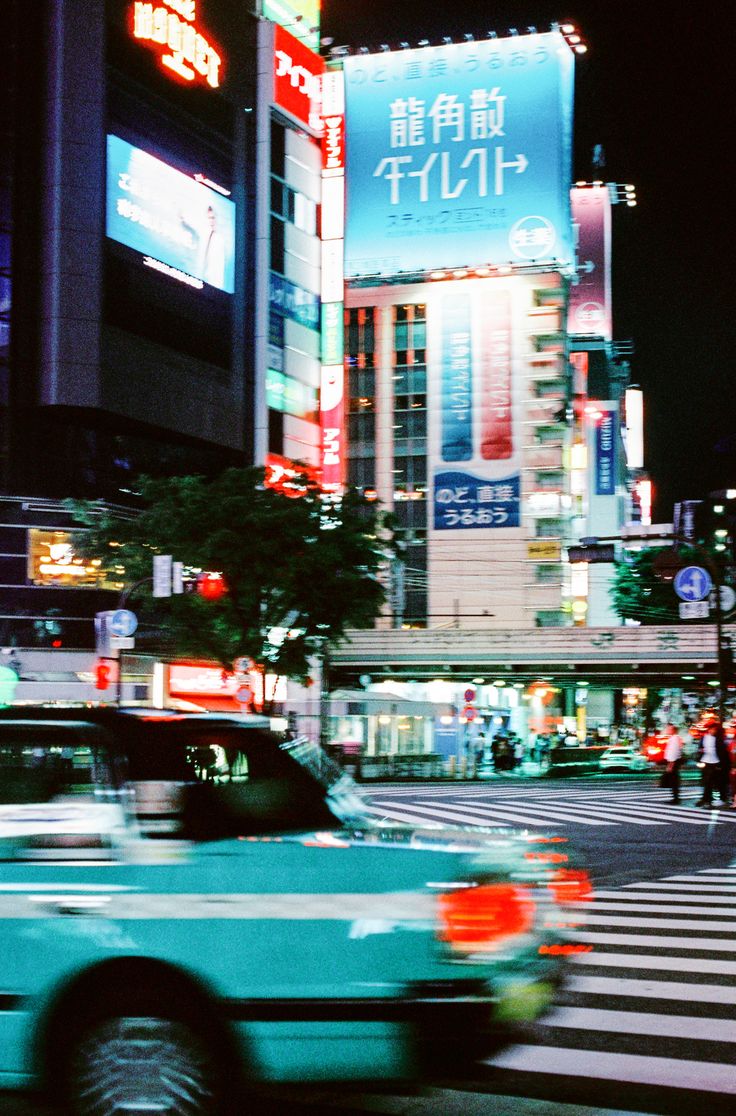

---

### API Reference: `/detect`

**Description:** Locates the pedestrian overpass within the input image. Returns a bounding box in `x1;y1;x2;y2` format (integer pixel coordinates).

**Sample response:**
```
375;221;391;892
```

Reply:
330;624;733;689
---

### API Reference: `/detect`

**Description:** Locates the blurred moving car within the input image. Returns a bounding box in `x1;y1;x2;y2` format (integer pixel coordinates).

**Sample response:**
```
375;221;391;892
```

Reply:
0;708;584;1116
598;744;649;773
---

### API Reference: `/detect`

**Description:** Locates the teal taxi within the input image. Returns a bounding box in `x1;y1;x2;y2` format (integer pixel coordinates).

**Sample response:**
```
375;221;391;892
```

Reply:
0;708;582;1114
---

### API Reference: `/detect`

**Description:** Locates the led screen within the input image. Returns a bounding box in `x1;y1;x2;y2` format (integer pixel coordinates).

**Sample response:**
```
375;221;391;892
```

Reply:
344;33;574;278
106;135;235;293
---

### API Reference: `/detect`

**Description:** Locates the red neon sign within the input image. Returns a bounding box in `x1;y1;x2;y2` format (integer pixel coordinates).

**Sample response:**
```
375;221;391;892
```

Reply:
131;1;223;89
273;24;324;132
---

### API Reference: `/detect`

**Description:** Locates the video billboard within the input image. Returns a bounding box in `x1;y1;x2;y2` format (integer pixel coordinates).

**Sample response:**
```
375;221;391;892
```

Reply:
343;33;574;278
106;135;236;293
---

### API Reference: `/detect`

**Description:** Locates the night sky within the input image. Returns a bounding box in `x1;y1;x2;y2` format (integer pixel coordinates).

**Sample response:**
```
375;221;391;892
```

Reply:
321;1;731;520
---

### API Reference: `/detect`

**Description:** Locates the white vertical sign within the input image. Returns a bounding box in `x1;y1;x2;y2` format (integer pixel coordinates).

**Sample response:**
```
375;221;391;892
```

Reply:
153;554;173;598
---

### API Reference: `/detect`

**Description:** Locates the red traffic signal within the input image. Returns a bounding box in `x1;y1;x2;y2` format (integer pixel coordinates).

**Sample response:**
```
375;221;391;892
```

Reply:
197;572;226;601
95;661;111;691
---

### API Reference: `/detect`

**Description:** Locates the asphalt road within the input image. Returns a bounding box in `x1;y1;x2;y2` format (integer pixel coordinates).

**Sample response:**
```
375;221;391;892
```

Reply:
4;772;735;1116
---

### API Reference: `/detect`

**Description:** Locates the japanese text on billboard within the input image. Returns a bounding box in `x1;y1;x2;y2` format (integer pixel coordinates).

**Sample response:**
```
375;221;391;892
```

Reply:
343;33;574;278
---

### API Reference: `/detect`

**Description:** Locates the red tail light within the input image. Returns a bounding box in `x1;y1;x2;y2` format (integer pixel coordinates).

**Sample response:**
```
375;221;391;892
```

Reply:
547;868;593;905
437;884;536;951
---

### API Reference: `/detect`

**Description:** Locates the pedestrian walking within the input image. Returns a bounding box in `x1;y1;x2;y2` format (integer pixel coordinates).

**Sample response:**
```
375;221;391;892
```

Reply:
696;715;731;807
661;722;684;804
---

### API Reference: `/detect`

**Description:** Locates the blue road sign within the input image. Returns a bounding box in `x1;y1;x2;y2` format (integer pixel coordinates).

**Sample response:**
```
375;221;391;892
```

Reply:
109;609;138;637
673;566;712;602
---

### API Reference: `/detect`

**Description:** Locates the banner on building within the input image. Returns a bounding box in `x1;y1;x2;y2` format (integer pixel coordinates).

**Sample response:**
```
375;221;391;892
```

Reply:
430;280;522;531
273;23;324;133
595;409;617;495
569;185;612;338
343;33;575;278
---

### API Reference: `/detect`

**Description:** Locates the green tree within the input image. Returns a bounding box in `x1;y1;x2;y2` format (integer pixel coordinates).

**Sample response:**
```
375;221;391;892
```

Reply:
71;468;394;695
610;546;713;625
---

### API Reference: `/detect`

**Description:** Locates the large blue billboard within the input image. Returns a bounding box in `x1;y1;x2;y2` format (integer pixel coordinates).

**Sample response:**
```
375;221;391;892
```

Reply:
343;33;574;278
106;135;235;294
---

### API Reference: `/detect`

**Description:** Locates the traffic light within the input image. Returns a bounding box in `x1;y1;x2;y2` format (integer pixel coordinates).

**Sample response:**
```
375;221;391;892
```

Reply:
95;661;111;691
197;572;226;600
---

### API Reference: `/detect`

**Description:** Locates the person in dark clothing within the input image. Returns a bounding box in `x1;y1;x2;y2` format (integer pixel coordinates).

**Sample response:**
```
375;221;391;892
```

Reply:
696;716;731;807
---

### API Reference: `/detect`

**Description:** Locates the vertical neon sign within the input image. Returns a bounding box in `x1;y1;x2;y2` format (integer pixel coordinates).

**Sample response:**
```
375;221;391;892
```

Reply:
320;70;345;492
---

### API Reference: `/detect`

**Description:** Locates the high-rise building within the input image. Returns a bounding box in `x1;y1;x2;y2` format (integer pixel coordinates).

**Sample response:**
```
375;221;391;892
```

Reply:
333;34;641;633
0;0;327;654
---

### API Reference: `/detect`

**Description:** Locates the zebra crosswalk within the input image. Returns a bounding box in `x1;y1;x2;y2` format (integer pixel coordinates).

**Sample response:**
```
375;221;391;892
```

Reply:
480;865;736;1114
363;780;736;829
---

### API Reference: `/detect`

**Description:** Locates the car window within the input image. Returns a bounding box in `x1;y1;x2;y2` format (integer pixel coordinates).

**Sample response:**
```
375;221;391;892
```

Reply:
0;724;115;805
122;725;339;840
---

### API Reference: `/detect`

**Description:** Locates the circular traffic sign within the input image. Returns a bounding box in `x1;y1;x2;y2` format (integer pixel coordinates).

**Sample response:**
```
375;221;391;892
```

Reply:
464;688;476;702
673;566;712;603
109;609;138;637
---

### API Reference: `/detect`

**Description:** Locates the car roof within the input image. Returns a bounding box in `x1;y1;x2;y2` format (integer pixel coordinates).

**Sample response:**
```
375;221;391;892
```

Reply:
0;706;272;732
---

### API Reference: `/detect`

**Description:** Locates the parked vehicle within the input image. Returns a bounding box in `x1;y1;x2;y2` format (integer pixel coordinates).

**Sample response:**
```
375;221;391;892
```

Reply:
0;707;584;1115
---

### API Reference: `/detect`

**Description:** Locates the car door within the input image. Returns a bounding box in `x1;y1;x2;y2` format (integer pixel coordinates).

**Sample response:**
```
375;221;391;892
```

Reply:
0;720;129;1079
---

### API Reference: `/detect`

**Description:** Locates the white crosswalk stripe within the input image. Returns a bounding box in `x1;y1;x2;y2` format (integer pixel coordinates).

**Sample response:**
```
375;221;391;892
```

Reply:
483;863;736;1108
365;782;736;829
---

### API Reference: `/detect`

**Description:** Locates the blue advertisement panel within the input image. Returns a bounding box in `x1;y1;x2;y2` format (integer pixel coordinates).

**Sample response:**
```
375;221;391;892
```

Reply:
343;33;574;278
106;135;235;293
433;470;520;530
269;273;320;330
595;410;617;495
430;279;522;531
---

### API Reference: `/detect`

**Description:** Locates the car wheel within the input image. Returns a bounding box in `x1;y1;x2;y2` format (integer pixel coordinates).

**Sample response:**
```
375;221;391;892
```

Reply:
62;1002;227;1116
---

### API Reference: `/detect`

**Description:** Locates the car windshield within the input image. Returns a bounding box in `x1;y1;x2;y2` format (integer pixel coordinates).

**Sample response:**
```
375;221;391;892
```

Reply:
118;719;371;838
280;735;371;826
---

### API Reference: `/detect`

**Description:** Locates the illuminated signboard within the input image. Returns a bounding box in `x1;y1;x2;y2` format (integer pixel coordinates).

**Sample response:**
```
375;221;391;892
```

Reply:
106;135;235;293
269;272;319;329
322;71;345;177
569;186;612;338
429;279;523;530
131;1;223;88
273;23;324;133
595;409;617;495
321;302;343;366
320;365;344;491
265;453;319;496
27;530;116;588
263;0;320;52
343;33;574;278
266;368;318;419
169;664;239;697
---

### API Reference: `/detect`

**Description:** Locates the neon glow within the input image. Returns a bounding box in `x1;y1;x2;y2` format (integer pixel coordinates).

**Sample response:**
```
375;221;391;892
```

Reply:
273;24;325;133
131;1;223;89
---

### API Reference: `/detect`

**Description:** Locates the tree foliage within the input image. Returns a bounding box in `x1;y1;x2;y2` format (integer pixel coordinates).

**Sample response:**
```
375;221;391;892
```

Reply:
610;546;715;625
70;468;394;683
